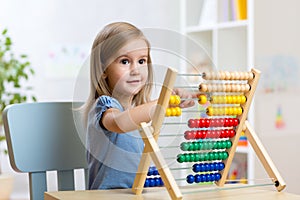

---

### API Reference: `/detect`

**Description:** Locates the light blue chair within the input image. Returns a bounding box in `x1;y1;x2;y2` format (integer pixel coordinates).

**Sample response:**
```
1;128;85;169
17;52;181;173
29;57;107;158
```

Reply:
2;102;88;200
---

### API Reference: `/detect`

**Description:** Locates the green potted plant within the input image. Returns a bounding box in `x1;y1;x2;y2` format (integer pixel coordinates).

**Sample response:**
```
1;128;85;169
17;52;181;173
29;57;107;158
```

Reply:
0;28;36;199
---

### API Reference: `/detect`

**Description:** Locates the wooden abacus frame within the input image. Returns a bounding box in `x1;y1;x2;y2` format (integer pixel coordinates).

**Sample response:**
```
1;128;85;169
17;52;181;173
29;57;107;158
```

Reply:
132;68;286;200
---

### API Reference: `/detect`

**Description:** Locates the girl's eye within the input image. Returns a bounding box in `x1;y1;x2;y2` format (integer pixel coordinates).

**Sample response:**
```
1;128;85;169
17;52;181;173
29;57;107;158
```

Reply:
121;59;129;65
138;59;146;65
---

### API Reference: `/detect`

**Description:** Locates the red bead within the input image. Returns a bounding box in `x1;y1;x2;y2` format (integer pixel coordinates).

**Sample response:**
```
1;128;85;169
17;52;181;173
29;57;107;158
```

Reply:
233;118;239;126
219;118;225;127
188;119;196;128
202;131;207;139
229;130;236;138
224;118;229;127
206;130;212;138
228;118;234;126
220;130;225;138
199;119;206;128
211;130;217;138
205;119;210;128
196;130;202;139
184;131;196;140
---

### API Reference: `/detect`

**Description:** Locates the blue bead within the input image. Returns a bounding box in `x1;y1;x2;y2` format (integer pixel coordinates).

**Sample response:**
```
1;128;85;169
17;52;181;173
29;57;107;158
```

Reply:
206;174;211;182
154;178;161;186
147;168;153;176
193;164;200;173
195;174;201;183
200;174;206;182
215;173;221;181
186;175;195;184
144;179;150;187
200;164;206;172
153;169;159;176
214;162;220;171
210;173;215;181
219;162;225;170
210;163;215;171
149;178;155;187
204;163;210;171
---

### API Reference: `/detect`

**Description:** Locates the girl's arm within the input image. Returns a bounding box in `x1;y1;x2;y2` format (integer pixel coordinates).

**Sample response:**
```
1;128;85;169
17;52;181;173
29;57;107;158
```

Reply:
101;100;157;133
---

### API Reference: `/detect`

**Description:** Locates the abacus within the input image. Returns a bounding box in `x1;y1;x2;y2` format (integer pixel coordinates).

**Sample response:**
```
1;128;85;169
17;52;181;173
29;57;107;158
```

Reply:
132;68;286;200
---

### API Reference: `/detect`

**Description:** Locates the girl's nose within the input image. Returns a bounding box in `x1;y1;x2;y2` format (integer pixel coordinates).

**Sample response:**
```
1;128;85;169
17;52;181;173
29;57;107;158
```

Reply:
130;63;140;75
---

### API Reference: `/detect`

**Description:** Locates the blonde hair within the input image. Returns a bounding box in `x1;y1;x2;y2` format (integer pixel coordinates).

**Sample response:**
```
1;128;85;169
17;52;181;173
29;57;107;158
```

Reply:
82;22;153;124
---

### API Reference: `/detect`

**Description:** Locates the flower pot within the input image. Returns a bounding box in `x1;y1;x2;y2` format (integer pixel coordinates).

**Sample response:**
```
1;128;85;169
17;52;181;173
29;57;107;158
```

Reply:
0;174;14;200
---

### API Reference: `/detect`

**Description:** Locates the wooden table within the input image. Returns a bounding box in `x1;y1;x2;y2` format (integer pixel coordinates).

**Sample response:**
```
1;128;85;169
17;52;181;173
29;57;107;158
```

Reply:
45;185;300;200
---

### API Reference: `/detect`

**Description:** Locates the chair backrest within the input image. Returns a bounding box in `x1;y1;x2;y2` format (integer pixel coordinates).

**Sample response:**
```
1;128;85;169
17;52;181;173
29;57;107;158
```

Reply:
2;102;88;200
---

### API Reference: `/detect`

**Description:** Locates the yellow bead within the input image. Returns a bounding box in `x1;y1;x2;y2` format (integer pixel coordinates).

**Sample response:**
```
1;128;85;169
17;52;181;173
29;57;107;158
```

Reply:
166;108;172;117
232;107;238;115
174;95;181;105
227;96;233;104
207;107;214;116
236;96;242;104
198;95;207;104
175;107;182;116
228;107;234;115
211;96;218;104
241;96;246;104
237;107;243;115
169;95;175;105
171;107;177;116
232;96;237;104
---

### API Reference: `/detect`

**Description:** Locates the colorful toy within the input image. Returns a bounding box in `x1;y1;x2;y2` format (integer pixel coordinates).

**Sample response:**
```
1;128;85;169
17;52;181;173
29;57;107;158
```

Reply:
133;68;286;200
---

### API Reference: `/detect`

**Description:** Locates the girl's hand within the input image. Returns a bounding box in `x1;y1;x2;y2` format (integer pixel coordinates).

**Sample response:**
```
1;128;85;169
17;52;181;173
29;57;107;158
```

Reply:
172;88;199;108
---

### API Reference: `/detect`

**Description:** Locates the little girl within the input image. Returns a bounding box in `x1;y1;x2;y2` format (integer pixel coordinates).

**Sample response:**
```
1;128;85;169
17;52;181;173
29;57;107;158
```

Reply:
83;22;195;190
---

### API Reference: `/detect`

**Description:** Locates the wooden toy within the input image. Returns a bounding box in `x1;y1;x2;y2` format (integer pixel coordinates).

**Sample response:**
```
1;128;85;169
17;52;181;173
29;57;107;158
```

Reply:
132;68;286;200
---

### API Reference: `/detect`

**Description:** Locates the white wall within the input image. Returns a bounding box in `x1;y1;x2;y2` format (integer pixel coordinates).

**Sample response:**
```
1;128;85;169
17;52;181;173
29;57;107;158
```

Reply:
253;0;300;195
0;1;181;199
0;0;181;102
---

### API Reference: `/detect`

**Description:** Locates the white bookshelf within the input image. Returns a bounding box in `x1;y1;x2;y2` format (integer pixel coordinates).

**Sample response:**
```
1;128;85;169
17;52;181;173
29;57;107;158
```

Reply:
179;0;255;184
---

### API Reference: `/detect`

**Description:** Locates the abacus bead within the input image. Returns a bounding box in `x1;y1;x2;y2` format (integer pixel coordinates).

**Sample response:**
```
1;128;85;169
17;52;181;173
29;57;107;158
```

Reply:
188;143;194;151
200;174;207;182
199;84;208;92
171;107;177;116
226;140;232;148
248;72;254;80
180;142;189;151
193;164;200;173
241;96;247;104
185;154;191;162
206;174;212;182
245;84;250;92
165;108;171;116
198;95;207;104
210;173;216;181
175;107;182;116
236;95;242;104
219;162;225;170
149;178;155;187
204;72;212;80
224;71;231;80
232;96;237;104
225;84;231;92
153;169;159;176
144;179;150;187
187;175;195;184
220;71;226;80
237;107;243;115
155;178;161;186
194;142;200;150
174;95;181;105
177;154;185;163
159;178;164;186
227;96;233;104
195;174;201;183
215;173;221;181
207;84;213;92
194;153;200;162
236;84;241;92
188;119;196;128
169;95;175;105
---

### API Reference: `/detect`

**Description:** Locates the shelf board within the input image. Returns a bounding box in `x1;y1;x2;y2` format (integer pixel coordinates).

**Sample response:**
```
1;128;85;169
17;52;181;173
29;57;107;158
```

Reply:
186;20;248;33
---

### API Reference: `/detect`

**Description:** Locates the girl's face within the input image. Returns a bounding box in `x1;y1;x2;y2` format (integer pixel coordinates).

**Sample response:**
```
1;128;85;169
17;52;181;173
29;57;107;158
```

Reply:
105;39;149;99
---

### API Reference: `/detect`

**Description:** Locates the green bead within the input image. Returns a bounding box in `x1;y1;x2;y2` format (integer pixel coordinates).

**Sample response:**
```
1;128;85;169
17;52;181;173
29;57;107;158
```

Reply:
218;152;224;160
208;141;214;149
185;154;191;162
204;153;209;161
226;140;232;148
190;154;195;162
194;154;200;162
223;152;228;159
177;154;185;163
194;142;200;151
198;142;203;150
188;143;194;151
222;141;227;149
203;142;208;150
214;152;219;160
209;152;215;161
199;153;205;161
180;142;189;151
217;141;222;149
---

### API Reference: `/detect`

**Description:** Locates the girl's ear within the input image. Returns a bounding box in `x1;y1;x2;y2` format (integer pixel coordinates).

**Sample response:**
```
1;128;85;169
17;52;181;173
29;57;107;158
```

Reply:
102;72;107;79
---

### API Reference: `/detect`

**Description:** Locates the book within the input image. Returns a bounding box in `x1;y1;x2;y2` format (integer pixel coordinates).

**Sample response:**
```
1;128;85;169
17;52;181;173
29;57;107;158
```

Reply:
234;0;247;20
